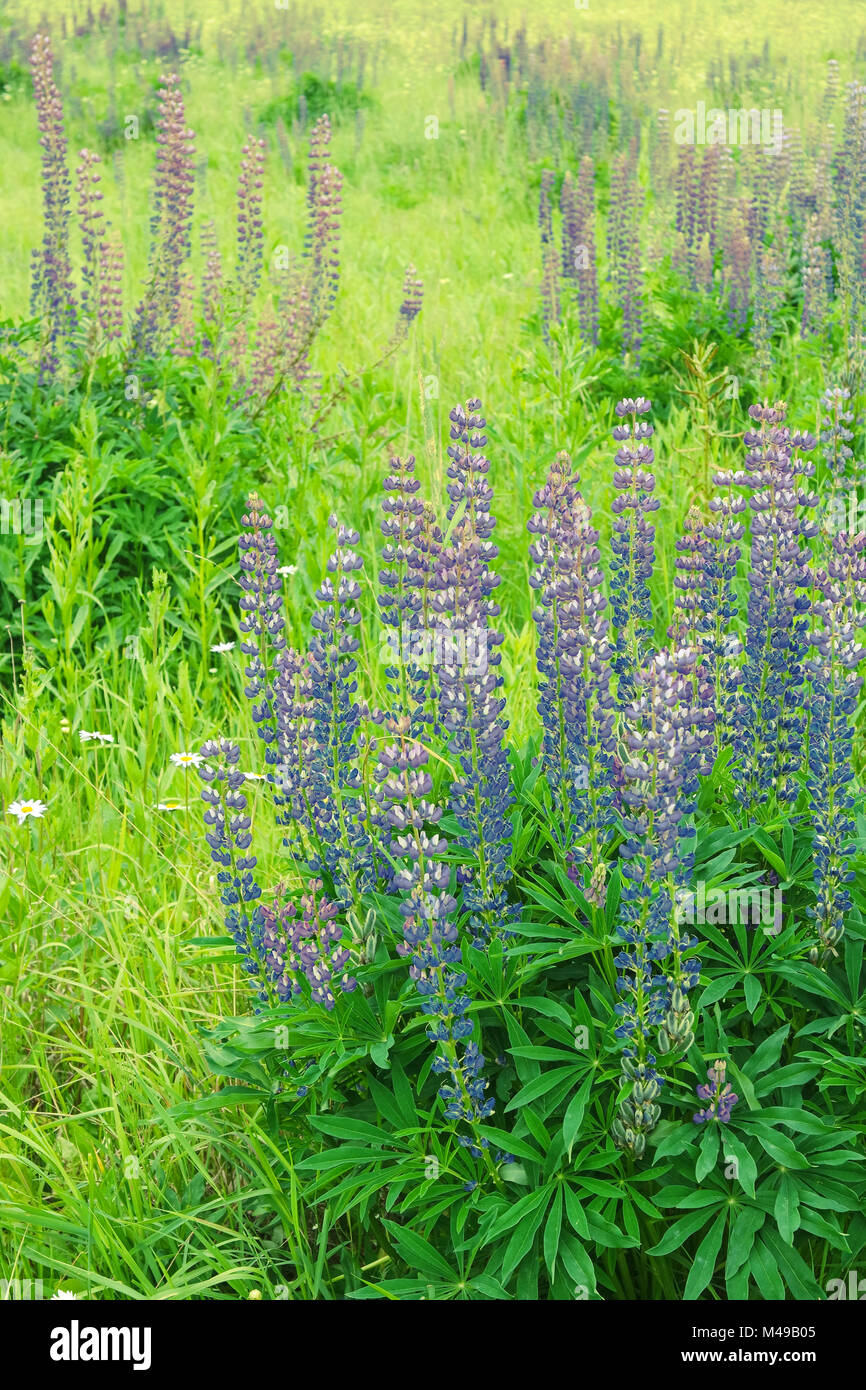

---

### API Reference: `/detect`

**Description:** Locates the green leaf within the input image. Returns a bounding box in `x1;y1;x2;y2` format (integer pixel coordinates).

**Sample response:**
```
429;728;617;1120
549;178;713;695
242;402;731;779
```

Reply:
477;1126;543;1164
562;1075;593;1159
721;1133;757;1199
743;1024;790;1079
505;1065;580;1112
648;1206;720;1257
696;1124;720;1182
382;1222;457;1284
773;1174;801;1245
683;1210;726;1300
543;1184;564;1280
501;1199;550;1286
745;1123;810;1169
697;974;739;1009
743;973;762;1014
652;1124;698;1160
749;1235;787;1300
558;1231;597;1296
761;1227;823;1299
725;1206;765;1277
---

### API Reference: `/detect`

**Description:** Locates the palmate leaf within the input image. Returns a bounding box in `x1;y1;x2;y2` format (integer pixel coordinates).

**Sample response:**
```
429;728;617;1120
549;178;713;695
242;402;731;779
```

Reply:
382;1220;459;1285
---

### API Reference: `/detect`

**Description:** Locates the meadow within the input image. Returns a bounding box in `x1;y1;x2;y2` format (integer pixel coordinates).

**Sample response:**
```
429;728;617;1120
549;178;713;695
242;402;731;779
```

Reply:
1;0;865;1305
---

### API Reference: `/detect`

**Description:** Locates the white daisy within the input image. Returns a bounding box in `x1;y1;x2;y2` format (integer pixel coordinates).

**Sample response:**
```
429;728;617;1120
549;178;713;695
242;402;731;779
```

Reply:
210;642;235;653
243;772;268;781
157;799;185;812
51;1290;79;1300
170;752;203;768
276;564;298;577
79;730;114;744
8;799;48;823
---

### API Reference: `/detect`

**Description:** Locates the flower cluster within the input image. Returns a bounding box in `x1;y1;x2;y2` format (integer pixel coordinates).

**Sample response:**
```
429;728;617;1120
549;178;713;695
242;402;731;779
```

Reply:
378;718;495;1145
197;739;269;1002
29;33;77;375
260;880;357;1009
434;400;516;947
613;649;712;1153
238;493;286;763
528;454;616;892
398;263;424;329
730;403;818;808
236;136;266;308
805;531;866;966
132;72;196;358
609;397;658;704
693;1059;739;1124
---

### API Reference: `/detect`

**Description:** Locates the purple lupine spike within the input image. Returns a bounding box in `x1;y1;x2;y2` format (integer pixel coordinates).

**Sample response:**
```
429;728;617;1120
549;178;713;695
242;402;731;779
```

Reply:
376;717;495;1163
805;531;866;966
609;397;658;705
538;170;559;341
97;235;124;342
575;156;599;346
613;648;709;1157
29;33;77;376
378;454;440;736
722;201;751;334
236;135;266;306
433;398;516;948
260;879;357;1009
528;455;616;895
693;1059;739;1124
818;386;856;538
196;738;271;1004
608;153;644;361
302;516;378;909
76;149;105;326
238;493;287;765
305;114;342;326
131;71;196;359
730;402;819;809
398;263;424;330
801;210;833;340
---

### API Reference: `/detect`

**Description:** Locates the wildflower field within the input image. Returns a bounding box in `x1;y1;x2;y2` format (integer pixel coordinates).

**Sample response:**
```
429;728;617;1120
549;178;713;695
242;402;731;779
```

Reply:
2;0;866;1325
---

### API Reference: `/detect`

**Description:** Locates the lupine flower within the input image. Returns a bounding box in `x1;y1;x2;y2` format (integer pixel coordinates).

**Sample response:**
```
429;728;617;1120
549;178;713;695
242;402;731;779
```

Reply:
608;152;644;361
236;136;266;307
301;517;378;907
560;158;598;345
730;402;818;808
259;879;357;1008
433;400;516;947
29;34;77;376
131;72;195;359
609;397;658;705
200;217;224;334
613;649;710;1155
538;170;560;340
801;211;833;340
379;453;441;737
377;716;495;1155
805;531;866;966
238;493;286;765
76;148;121;348
722;205;752;335
528;455;616;892
818;387;856;539
693;1059;739;1124
7;799;49;823
304;114;342;327
752;248;784;378
197;738;274;1004
398;263;424;329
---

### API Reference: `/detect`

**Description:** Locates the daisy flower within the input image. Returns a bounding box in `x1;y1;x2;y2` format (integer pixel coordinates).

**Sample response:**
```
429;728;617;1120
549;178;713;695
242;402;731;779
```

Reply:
79;730;114;744
276;564;298;577
7;799;48;823
157;799;185;812
170;752;203;768
210;642;235;653
243;772;268;781
51;1291;79;1300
